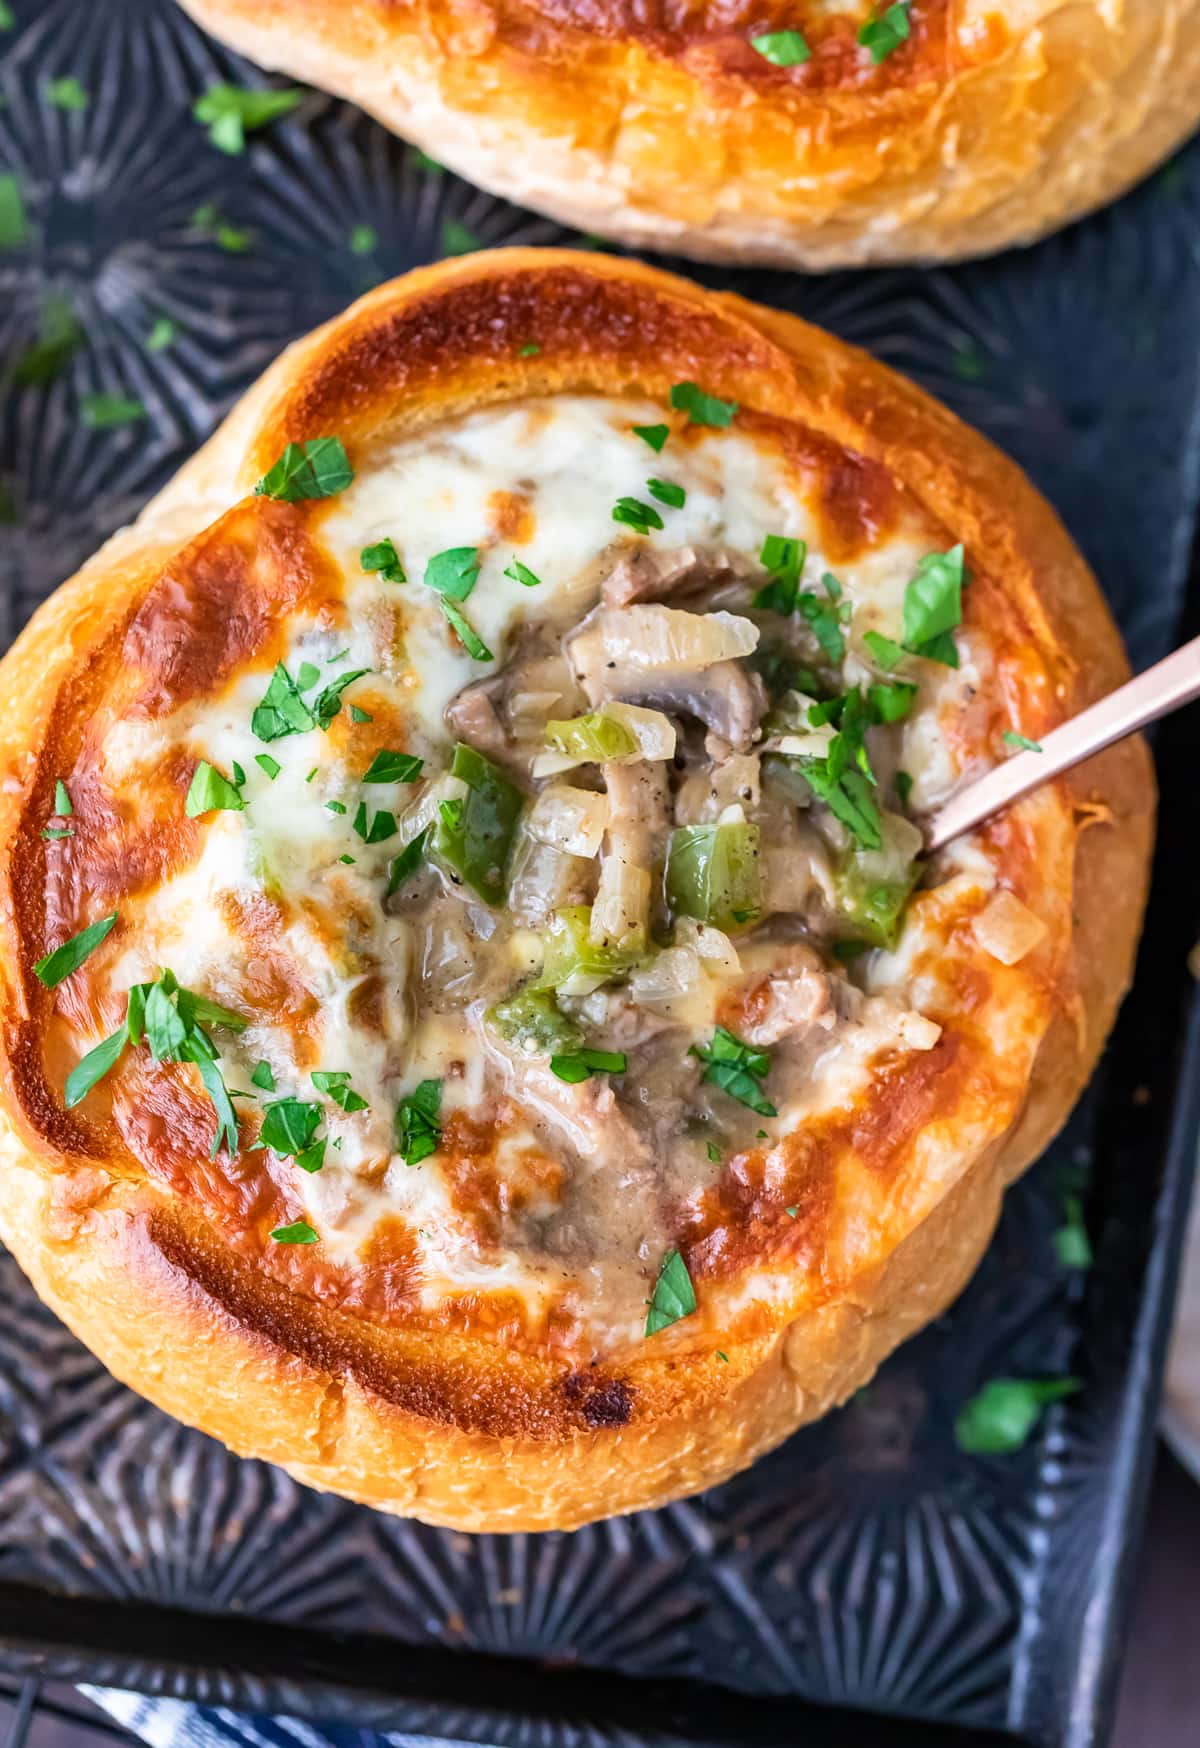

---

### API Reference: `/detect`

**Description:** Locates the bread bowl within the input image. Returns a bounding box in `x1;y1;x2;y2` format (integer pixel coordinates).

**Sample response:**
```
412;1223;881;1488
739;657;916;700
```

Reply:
0;250;1152;1530
175;0;1200;268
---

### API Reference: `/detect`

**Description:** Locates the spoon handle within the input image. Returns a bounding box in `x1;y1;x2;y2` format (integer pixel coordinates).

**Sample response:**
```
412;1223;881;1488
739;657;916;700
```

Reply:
923;632;1200;853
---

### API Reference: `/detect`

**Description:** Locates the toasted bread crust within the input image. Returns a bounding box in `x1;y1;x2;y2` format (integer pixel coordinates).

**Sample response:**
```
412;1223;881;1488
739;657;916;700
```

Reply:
176;0;1200;267
0;252;1153;1528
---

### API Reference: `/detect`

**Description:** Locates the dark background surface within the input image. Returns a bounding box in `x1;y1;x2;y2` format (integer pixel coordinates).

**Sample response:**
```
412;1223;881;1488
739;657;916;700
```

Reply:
2;2;1200;1745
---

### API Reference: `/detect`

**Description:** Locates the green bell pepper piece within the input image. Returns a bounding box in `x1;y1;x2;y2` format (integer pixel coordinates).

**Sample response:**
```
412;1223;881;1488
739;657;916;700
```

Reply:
487;988;584;1056
432;743;524;905
665;820;762;931
833;852;918;950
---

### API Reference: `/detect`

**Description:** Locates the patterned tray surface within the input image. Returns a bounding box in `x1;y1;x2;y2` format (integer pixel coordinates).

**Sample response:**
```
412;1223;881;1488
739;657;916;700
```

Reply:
2;3;1200;1745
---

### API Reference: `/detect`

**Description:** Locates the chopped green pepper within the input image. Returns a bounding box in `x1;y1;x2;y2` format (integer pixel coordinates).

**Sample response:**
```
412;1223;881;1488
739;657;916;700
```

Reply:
665;820;761;932
545;710;638;763
536;906;642;993
487;987;584;1056
834;850;918;950
432;743;524;905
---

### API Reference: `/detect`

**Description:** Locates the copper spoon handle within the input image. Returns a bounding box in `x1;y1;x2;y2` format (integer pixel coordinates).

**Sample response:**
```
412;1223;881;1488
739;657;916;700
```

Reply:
923;633;1200;853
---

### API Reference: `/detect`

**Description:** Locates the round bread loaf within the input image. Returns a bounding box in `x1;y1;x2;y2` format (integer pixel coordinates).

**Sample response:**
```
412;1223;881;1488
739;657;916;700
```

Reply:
175;0;1200;266
0;251;1152;1529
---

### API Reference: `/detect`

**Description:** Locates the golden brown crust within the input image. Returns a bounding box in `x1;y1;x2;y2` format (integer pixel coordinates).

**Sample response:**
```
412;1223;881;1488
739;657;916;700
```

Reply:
0;251;1153;1529
174;0;1200;267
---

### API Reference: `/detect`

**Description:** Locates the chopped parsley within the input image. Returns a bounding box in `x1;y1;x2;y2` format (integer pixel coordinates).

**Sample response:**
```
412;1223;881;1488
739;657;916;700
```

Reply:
613;497;664;535
14;294;81;384
0;174;27;250
311;1069;368;1113
362;750;423;783
41;827;74;841
867;680;918;723
254;437;354;502
504;557;542;588
792;686;883;849
894;769;914;807
311;668;370;729
251;1060;276;1092
424;546;480;600
145;315;178;353
858;1;912;63
518;342;541;357
259;1097;322;1157
753;535;806;616
44;77;89;111
255;753;281;780
549;1048;627;1083
33;911;118;989
185;759;245;818
81;394;146;430
440;218;478;257
690;1026;777;1118
388;826;429;894
296;661;320;690
396;1078;442;1165
440;598;492;661
632;423;669;453
352;801;397;843
863;547;968;673
669;381;738;428
325;799;347;815
647;478;686;509
193;83;302;155
785;1206;799;1219
706;1141;722;1164
54;781;72;816
350;705;373;724
644;1248;697;1337
1003;731;1044;754
955;1377;1080;1455
271;1219;318;1244
253;665;314;740
749;30;811;66
360;538;407;584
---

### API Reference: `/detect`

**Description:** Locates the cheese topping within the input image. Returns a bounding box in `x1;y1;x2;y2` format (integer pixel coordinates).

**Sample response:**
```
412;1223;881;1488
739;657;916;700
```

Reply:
45;392;1054;1357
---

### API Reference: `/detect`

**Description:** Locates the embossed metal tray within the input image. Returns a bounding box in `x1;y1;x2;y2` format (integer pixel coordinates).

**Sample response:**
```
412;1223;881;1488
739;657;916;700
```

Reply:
2;2;1200;1744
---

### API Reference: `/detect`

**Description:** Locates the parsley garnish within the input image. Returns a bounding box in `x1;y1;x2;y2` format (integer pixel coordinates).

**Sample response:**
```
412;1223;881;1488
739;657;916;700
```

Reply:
193;84;302;155
252;663;314;741
669;382;738;428
613;497;664;535
647;478;686;509
793;686;883;849
260;1097;322;1157
644;1248;697;1336
902;546;965;656
34;911;118;989
396;1078;442;1164
311;1069;368;1113
894;769;914;807
441;218;478;257
690;1026;777;1117
45;77;89;111
0;174;27;250
750;30;811;66
705;1141;722;1164
1003;731;1043;754
312;668;370;729
255;753;281;780
185;760;246;818
363;750;423;783
352;801;397;843
388;827;429;894
504;557;542;588
518;342;541;357
361;538;406;584
145;315;177;353
955;1377;1081;1455
350;706;373;724
867;680;918;723
785;1205;798;1219
13;295;80;384
41;827;73;841
296;661;320;690
858;1;911;63
549;1048;628;1083
798;581;845;664
424;546;480;600
271;1219;318;1244
632;423;669;453
325;800;347;816
254;437;354;501
251;1060;276;1092
82;394;146;430
440;598;492;661
753;535;806;615
54;780;72;816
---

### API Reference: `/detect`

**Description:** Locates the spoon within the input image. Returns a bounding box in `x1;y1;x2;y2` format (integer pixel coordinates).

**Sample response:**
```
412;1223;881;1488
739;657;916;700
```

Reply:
923;633;1200;853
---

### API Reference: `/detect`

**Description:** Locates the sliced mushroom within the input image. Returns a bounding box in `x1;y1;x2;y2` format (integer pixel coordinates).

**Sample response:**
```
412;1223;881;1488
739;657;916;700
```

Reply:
602;545;756;608
569;605;765;754
590;760;670;949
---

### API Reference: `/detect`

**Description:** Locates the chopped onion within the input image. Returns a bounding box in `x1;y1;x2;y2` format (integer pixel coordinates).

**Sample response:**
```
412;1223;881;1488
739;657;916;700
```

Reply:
895;1011;942;1051
629;947;701;1006
534;703;676;778
973;889;1047;965
848;811;923;886
527;785;609;858
507;830;592;926
590;852;650;951
575;605;759;675
675;916;741;974
397;773;469;845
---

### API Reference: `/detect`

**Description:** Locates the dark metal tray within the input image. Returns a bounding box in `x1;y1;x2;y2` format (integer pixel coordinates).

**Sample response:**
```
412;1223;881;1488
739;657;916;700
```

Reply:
2;2;1200;1743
